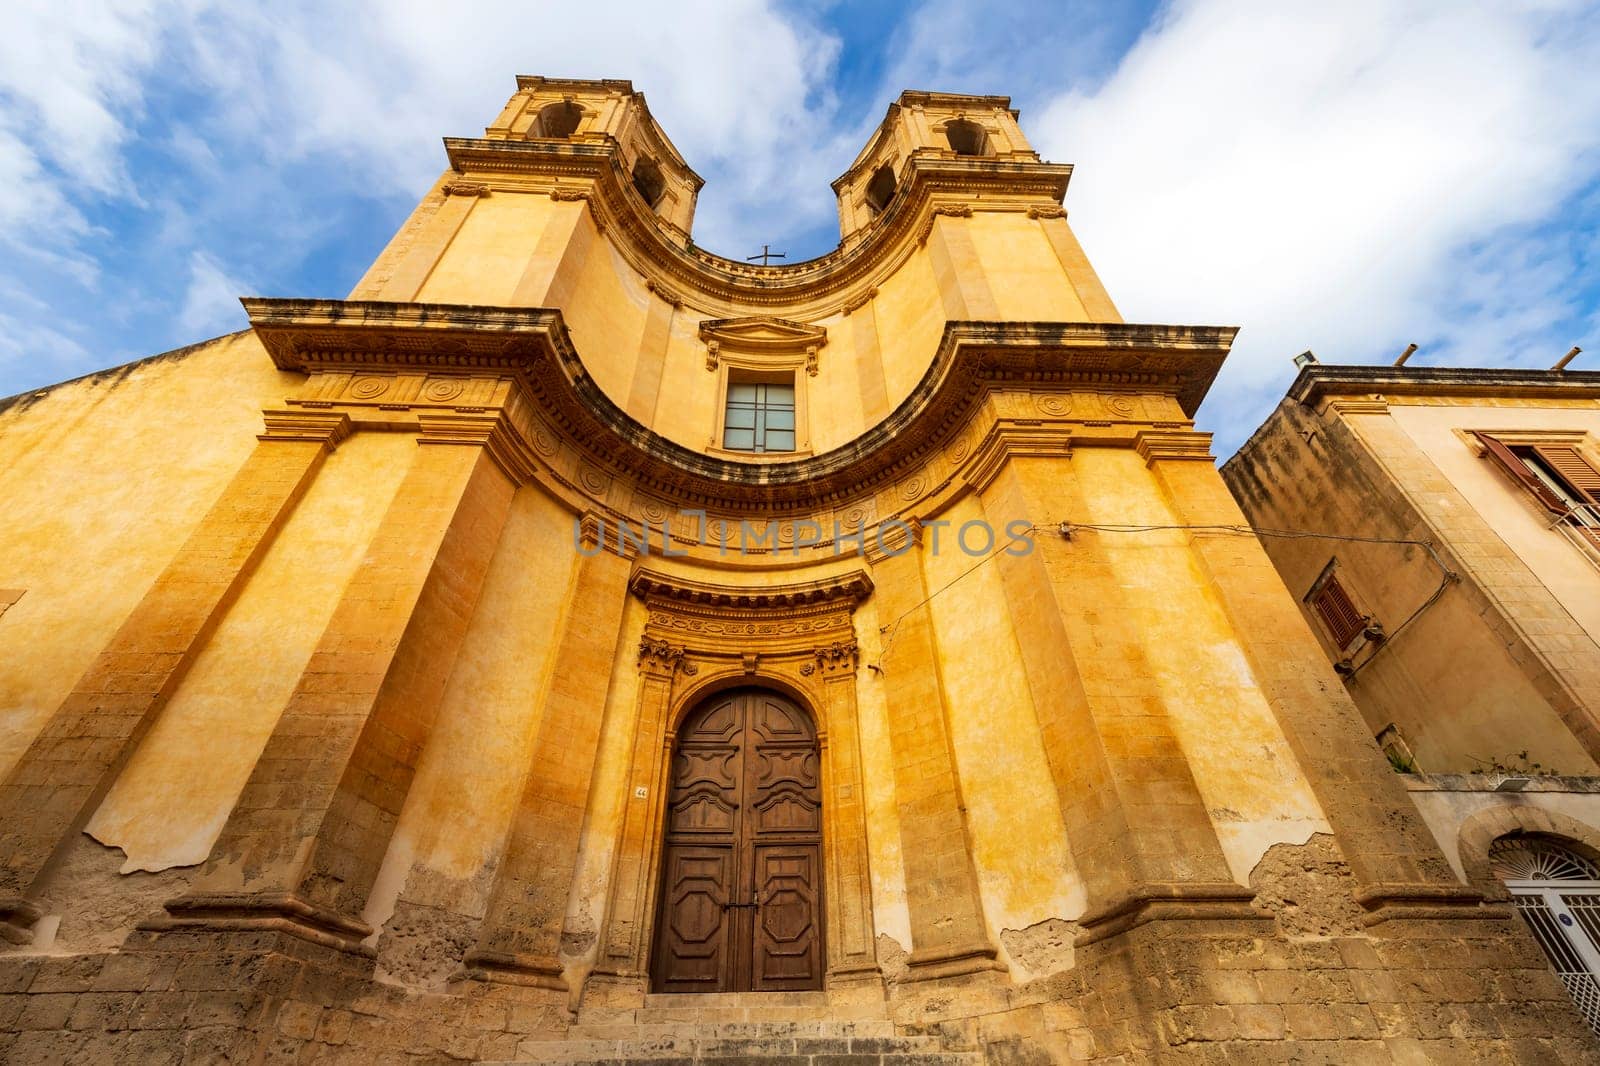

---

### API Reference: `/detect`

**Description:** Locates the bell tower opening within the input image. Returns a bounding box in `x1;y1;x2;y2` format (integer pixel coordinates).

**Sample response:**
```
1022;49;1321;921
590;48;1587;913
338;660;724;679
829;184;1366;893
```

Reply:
864;163;896;217
531;100;583;139
650;688;824;993
944;117;989;156
632;158;666;209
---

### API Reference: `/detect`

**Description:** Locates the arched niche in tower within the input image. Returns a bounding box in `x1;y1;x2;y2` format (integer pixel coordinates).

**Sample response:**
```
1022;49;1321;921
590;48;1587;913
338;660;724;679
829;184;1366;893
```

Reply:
864;163;896;217
944;117;990;157
532;100;584;139
632;158;666;210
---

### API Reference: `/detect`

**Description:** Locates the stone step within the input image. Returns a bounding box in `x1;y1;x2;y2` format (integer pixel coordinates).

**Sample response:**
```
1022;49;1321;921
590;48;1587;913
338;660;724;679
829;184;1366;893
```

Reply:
642;991;832;1010
490;1030;981;1064
564;1019;900;1042
480;1049;979;1056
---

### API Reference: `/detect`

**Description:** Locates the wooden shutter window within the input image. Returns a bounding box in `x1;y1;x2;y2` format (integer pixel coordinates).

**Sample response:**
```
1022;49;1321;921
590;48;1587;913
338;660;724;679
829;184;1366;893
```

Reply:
1312;575;1366;649
1477;433;1568;515
1532;446;1600;506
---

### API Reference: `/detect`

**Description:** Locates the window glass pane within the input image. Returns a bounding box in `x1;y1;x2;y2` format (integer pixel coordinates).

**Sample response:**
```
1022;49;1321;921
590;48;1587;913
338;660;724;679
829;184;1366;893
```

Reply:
765;384;796;407
728;383;759;403
763;429;795;451
723;427;755;450
765;408;795;431
724;406;756;429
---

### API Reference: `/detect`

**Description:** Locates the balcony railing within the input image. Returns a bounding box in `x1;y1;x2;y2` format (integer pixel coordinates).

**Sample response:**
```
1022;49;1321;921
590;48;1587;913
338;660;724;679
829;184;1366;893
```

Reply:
1551;503;1600;573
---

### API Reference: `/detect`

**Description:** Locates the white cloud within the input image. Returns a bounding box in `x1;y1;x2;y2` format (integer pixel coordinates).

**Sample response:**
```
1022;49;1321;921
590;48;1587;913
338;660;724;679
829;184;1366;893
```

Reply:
4;0;1599;441
1033;0;1600;445
177;250;249;337
0;0;846;394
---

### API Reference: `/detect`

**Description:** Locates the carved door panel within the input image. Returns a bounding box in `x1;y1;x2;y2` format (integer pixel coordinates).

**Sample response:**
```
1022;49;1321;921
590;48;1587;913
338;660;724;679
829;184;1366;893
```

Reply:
652;689;822;992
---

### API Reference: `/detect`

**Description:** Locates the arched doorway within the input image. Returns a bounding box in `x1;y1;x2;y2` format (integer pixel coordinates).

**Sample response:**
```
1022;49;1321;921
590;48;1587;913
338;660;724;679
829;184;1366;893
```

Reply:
1492;833;1600;1034
650;688;823;992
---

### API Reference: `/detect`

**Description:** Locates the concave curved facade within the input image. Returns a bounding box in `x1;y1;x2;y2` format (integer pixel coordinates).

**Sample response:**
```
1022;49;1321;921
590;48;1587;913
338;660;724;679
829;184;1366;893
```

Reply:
0;76;1592;1062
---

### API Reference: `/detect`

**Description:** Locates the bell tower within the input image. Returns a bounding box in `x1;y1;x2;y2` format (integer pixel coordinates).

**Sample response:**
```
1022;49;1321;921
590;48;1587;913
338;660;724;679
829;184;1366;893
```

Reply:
483;75;703;238
831;91;1042;247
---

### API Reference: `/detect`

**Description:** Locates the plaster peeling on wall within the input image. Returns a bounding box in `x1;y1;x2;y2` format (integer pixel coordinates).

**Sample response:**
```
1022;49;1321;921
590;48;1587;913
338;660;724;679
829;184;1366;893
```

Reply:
360;833;415;942
875;932;910;985
83;822;213;876
373;897;479;990
999;918;1078;982
30;833;193;954
1214;818;1329;886
1247;832;1367;939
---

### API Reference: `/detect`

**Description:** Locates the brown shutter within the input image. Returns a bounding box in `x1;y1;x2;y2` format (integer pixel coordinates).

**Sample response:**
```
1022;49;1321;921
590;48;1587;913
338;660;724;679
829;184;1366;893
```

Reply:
1533;445;1600;506
1477;433;1568;514
1312;575;1366;648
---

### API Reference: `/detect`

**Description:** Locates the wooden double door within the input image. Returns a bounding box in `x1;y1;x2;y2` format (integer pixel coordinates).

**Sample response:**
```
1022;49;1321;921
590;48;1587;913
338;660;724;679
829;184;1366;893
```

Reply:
650;688;824;992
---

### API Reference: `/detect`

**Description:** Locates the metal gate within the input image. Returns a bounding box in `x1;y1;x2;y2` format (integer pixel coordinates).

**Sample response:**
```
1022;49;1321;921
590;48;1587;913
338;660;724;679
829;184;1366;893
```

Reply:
1493;835;1600;1035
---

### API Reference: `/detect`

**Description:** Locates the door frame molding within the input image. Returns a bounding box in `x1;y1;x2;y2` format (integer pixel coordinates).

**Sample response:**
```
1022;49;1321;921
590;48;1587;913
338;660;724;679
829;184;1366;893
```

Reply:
589;567;881;995
650;686;825;993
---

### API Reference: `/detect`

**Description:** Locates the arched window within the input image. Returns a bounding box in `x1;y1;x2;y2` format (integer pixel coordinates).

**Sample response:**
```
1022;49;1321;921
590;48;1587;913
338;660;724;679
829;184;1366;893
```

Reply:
944;118;989;157
864;163;896;217
1492;834;1600;1034
532;101;583;139
632;158;666;209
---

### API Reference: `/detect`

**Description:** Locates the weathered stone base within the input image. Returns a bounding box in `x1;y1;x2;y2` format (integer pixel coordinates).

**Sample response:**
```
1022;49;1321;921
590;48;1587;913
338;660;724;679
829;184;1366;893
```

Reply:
3;905;1596;1064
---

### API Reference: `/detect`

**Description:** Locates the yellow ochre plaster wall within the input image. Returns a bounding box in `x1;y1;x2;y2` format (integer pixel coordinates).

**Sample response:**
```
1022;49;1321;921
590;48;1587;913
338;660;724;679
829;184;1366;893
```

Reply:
0;333;300;782
86;431;414;873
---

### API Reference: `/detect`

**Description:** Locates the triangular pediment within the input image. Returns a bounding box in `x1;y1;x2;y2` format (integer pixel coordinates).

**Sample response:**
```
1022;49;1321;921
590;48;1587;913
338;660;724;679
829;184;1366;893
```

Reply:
698;316;828;352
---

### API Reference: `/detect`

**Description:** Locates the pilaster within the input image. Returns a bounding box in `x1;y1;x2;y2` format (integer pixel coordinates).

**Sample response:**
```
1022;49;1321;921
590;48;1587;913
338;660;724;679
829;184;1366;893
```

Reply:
848;296;891;426
812;640;880;981
866;532;1003;979
1032;211;1122;323
1142;430;1486;920
373;182;487;301
152;417;518;950
591;635;684;984
977;451;1257;944
925;209;998;320
461;517;633;989
0;411;349;944
510;197;598;307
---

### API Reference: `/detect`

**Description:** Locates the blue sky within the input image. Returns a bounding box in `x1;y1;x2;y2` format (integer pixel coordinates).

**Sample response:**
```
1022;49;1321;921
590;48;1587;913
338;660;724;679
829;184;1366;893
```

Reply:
3;0;1599;456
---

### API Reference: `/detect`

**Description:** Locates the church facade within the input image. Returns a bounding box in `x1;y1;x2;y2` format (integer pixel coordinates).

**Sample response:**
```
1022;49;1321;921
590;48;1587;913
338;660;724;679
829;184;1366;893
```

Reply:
0;77;1592;1062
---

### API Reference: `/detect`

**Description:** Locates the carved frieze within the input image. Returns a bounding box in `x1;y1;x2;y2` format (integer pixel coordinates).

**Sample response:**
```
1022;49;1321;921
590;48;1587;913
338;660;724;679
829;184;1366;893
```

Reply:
631;569;869;680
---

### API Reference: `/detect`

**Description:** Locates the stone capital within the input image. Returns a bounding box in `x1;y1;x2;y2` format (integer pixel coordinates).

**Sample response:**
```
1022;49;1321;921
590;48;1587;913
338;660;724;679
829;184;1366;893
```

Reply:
257;409;352;448
1134;429;1214;465
637;635;685;677
812;639;860;677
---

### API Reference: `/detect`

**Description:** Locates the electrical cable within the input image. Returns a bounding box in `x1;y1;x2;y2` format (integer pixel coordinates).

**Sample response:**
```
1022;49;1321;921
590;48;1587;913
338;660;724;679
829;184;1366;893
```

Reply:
870;518;1474;677
1060;521;1460;676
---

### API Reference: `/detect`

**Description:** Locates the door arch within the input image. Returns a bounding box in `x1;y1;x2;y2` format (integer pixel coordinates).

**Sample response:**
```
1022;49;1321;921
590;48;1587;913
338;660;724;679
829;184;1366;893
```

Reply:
650;687;824;992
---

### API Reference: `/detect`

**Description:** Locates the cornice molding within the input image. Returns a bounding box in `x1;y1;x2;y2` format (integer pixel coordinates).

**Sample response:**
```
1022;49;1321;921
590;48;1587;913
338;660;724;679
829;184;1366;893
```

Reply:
630;568;873;609
1289;365;1600;406
244;298;1234;508
441;137;1071;313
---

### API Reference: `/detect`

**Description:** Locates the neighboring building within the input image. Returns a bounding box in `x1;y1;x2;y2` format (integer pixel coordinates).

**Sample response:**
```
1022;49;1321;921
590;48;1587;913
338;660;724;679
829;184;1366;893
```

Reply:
0;77;1593;1062
1225;361;1600;1034
1224;364;1600;773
